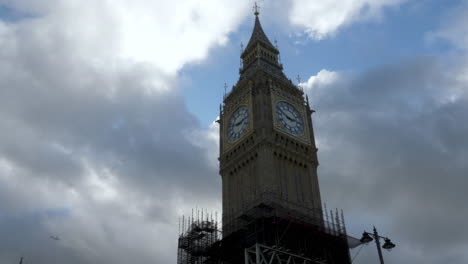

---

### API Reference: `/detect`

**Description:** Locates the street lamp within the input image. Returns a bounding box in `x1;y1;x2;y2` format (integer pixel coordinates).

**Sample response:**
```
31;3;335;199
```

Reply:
382;238;396;250
359;226;396;264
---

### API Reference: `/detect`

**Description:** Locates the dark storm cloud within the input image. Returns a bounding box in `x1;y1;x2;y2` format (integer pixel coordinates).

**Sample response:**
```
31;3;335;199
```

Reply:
0;50;218;196
306;56;468;263
0;55;217;263
0;5;219;264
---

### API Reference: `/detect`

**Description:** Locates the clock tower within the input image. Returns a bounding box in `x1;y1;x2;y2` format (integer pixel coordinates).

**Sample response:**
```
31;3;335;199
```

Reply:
216;8;352;264
219;9;322;234
177;7;354;264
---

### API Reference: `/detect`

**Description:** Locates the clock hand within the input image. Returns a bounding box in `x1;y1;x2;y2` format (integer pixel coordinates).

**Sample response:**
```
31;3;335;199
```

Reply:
285;111;295;120
279;109;290;118
281;110;295;122
235;117;247;126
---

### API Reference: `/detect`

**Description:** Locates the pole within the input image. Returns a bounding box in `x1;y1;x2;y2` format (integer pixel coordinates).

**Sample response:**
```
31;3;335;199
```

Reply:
373;227;385;264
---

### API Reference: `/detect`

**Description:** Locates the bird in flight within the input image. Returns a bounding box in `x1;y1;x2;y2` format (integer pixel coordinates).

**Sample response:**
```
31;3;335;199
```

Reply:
50;235;60;241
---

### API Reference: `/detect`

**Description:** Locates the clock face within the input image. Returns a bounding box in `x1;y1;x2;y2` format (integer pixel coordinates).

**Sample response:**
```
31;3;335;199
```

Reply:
227;106;250;142
276;101;304;136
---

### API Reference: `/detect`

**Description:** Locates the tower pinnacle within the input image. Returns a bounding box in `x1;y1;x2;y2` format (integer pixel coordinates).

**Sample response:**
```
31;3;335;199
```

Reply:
253;2;260;16
239;7;286;81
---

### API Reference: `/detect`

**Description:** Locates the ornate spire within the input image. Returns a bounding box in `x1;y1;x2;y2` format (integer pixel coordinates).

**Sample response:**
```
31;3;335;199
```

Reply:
242;9;277;56
239;6;285;80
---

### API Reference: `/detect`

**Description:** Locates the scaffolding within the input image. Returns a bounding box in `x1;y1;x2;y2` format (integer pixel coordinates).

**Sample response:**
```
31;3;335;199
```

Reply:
177;192;358;264
222;190;347;238
177;211;221;264
219;191;353;264
244;243;326;264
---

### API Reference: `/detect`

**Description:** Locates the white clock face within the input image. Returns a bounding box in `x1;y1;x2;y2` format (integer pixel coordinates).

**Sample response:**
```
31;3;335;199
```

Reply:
276;101;304;136
227;106;250;142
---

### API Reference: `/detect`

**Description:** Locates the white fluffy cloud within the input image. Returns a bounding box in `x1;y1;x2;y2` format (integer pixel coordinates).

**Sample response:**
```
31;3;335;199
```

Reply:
1;0;251;75
301;69;339;92
289;0;406;39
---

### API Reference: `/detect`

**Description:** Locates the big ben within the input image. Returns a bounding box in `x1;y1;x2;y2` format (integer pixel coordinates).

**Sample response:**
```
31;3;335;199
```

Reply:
219;8;322;232
178;6;352;264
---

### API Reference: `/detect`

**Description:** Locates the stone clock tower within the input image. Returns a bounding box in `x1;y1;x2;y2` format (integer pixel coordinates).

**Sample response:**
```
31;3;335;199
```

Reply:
177;7;353;264
219;10;322;233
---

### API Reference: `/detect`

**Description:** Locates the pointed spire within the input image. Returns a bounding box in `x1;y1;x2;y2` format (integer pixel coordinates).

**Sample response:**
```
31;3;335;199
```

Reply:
240;42;244;69
242;3;277;57
243;15;276;54
275;39;283;65
238;4;286;81
224;82;227;98
296;75;302;91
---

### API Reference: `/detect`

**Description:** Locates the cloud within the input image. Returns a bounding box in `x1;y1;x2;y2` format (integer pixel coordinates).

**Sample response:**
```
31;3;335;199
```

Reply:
299;2;468;262
303;57;468;263
427;1;468;52
1;0;468;264
184;119;220;170
301;69;340;98
0;0;251;75
289;0;406;39
0;0;239;263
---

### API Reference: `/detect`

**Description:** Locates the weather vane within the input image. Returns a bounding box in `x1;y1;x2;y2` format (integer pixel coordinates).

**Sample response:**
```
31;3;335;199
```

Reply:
253;2;260;16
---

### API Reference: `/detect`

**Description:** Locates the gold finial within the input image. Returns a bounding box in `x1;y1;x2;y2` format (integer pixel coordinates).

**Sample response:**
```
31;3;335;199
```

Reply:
253;2;260;16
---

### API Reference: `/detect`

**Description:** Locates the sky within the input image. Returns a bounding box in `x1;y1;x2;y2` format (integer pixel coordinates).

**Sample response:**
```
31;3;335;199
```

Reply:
0;0;467;263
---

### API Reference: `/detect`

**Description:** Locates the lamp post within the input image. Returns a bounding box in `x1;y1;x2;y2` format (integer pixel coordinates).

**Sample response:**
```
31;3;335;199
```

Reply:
360;226;396;264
